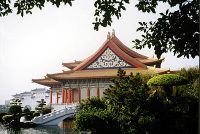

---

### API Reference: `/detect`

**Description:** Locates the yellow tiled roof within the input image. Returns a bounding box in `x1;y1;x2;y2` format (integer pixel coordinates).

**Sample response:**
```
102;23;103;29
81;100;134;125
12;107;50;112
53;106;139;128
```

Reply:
47;68;168;80
32;77;61;87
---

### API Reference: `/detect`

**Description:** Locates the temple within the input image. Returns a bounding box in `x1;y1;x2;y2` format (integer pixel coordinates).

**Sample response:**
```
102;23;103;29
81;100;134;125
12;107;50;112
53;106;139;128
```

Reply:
32;31;167;106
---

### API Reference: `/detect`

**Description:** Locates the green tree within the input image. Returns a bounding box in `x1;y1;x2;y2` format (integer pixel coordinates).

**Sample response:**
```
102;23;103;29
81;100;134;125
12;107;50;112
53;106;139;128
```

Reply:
22;108;35;121
10;98;22;106
35;99;46;114
75;69;154;133
146;71;198;134
74;69;198;134
9;105;22;116
104;69;154;133
133;0;199;59
74;97;121;134
41;105;52;115
147;74;188;97
0;0;198;58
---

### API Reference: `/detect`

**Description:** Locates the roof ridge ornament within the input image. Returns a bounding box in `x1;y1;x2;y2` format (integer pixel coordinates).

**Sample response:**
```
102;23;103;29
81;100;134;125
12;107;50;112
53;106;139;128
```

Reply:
112;29;115;37
107;32;111;40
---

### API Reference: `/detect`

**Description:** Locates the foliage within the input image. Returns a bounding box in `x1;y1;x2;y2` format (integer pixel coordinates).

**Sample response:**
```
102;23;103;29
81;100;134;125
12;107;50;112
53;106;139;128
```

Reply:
33;112;40;117
75;69;153;133
74;97;121;133
23;108;35;121
104;69;154;133
78;97;107;111
35;99;47;114
2;115;14;123
93;0;129;30
0;0;198;59
10;98;22;106
74;68;198;134
178;66;199;84
133;0;199;59
0;0;73;17
3;99;23;124
147;74;188;86
9;105;22;116
74;108;120;134
175;67;199;99
41;106;52;115
0;112;8;123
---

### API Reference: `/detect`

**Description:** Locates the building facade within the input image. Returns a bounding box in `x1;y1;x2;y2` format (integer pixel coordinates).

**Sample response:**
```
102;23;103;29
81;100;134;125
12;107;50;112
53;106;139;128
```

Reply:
11;88;55;110
32;32;167;106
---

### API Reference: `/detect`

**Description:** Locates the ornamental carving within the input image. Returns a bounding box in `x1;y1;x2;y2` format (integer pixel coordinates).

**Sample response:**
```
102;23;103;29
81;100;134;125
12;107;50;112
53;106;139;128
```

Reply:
85;48;133;70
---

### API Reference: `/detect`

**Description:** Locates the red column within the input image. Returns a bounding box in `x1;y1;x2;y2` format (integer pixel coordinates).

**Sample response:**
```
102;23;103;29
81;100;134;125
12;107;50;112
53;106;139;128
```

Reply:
50;90;53;104
65;89;68;104
62;88;64;104
71;89;74;103
68;89;71;104
87;87;90;99
56;92;59;104
96;87;100;98
78;88;81;103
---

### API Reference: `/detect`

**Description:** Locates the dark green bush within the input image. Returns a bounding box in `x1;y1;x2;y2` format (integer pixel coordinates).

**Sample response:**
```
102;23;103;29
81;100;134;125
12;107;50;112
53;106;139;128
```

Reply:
78;97;107;111
2;115;14;123
9;105;22;115
74;69;198;134
33;112;40;117
22;108;35;121
41;106;52;115
0;112;8;123
74;108;120;133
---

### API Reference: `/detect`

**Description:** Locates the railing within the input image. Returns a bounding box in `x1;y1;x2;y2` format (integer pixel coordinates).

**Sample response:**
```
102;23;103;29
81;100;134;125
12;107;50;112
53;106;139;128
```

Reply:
32;104;77;125
51;103;78;111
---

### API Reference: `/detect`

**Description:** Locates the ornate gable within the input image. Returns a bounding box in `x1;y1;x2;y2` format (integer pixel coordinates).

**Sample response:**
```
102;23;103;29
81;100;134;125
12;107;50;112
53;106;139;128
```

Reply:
84;48;134;70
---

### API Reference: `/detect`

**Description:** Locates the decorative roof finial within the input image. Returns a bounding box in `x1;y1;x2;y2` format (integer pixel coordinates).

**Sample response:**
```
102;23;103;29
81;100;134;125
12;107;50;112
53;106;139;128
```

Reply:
107;32;111;40
112;29;115;36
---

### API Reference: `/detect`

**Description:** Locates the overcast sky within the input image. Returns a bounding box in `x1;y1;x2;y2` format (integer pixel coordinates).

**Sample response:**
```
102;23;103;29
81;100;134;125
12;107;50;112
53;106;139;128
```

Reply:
0;1;198;104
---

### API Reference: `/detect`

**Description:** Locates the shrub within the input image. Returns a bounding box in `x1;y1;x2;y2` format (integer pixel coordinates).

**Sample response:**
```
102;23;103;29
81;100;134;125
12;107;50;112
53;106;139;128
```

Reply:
78;97;107;111
41;106;52;115
22;108;35;121
2;115;14;123
9;105;22;115
147;74;188;86
0;112;8;123
74;108;120;133
33;112;40;117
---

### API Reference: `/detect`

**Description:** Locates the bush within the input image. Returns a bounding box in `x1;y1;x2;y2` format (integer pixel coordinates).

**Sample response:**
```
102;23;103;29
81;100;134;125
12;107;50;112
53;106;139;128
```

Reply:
147;74;188;86
9;105;22;115
23;108;35;121
33;112;40;117
2;115;14;123
74;108;120;133
41;106;52;115
0;112;8;123
78;97;107;111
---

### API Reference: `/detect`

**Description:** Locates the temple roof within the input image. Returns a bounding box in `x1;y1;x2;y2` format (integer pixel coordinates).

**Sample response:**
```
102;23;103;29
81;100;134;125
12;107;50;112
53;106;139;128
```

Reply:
62;61;82;69
73;34;148;71
47;67;168;80
33;32;166;86
62;33;163;70
32;77;61;87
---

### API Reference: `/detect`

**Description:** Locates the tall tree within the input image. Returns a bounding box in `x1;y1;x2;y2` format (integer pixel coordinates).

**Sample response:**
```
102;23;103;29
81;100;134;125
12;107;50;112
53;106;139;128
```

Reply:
74;68;198;133
35;99;46;114
0;0;198;59
133;0;199;59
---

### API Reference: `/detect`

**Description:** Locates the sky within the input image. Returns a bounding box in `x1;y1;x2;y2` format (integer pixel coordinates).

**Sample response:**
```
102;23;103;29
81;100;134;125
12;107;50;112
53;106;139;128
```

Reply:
0;1;198;104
